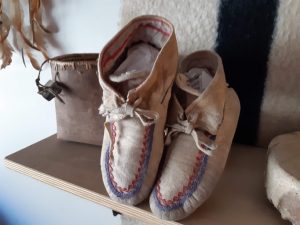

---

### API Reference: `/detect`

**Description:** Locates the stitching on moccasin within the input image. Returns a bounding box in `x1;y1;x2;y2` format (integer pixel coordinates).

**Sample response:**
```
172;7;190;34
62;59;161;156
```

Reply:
105;122;155;199
152;153;208;211
101;18;172;68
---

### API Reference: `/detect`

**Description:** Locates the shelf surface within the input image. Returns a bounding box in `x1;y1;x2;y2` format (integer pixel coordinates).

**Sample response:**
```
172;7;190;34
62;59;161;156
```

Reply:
4;135;289;225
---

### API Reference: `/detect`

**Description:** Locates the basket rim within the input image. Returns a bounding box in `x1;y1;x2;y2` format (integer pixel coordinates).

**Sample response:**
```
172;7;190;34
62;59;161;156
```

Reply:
49;53;98;64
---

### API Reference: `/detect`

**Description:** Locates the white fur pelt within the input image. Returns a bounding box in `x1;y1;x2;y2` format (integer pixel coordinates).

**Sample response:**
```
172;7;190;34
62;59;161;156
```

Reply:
258;0;300;147
120;0;300;148
120;0;220;57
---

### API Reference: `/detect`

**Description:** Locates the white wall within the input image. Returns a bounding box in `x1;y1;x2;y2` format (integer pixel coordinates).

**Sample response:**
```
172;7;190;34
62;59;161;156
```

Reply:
0;1;121;224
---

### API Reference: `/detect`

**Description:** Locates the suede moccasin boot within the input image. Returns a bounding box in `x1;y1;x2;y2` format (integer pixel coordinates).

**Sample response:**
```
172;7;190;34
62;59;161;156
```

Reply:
149;51;240;220
98;15;178;205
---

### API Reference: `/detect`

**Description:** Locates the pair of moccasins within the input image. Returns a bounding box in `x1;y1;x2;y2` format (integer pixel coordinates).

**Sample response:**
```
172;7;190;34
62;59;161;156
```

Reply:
97;15;240;221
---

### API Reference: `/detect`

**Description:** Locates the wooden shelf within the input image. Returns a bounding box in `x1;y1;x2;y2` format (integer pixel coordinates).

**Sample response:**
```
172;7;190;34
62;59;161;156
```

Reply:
4;135;289;225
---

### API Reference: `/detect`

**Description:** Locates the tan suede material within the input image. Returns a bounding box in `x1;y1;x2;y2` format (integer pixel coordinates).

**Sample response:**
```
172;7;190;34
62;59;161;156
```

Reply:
50;54;104;146
98;15;178;205
178;51;228;135
149;51;240;221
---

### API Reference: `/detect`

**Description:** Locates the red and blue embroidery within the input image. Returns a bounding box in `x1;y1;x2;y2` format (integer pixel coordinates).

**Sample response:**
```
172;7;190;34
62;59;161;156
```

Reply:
152;150;208;210
105;122;155;199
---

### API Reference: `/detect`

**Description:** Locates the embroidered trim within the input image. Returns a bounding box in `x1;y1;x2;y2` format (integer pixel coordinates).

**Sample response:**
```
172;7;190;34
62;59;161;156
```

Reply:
152;152;208;211
105;122;155;199
102;18;171;68
108;123;150;192
143;24;171;36
103;18;172;54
